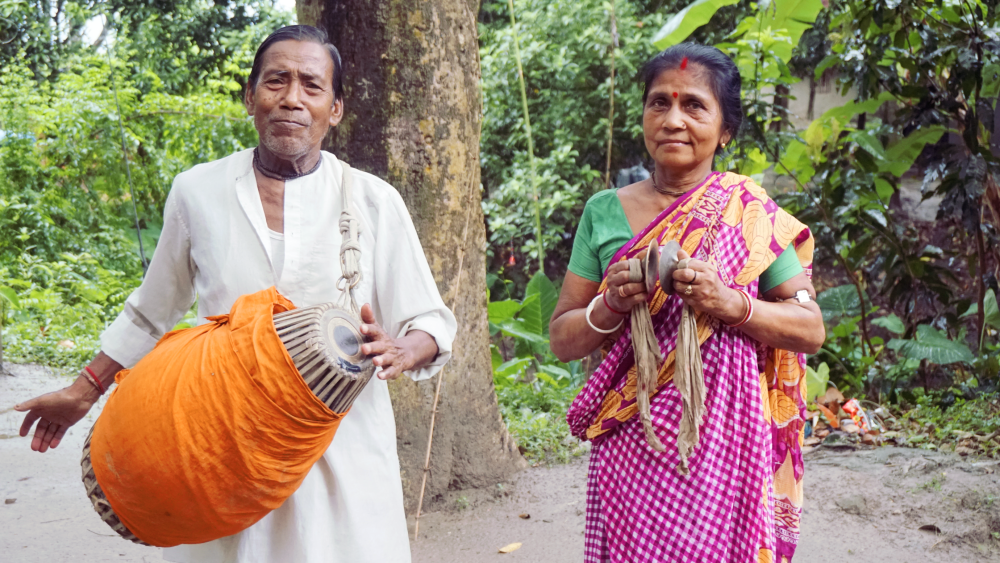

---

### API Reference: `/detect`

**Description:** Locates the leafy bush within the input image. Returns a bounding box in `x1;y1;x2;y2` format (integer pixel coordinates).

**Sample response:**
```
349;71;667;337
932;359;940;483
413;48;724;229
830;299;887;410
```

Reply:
488;271;589;461
0;35;264;366
479;0;669;282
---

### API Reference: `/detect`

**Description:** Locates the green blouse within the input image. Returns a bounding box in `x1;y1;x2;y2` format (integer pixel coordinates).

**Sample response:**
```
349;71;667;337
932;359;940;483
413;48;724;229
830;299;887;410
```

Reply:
568;189;802;293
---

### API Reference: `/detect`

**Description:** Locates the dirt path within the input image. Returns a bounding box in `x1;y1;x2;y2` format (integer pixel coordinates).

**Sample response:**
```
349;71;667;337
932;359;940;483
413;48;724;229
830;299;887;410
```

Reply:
3;365;1000;562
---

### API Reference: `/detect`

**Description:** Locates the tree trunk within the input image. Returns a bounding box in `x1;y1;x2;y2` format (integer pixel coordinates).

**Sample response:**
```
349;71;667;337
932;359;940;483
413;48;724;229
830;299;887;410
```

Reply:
297;0;524;514
769;84;790;133
807;75;816;121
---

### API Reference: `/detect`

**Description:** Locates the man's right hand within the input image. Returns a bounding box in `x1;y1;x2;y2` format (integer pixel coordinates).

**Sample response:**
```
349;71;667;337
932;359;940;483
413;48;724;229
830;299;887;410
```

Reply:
14;377;100;452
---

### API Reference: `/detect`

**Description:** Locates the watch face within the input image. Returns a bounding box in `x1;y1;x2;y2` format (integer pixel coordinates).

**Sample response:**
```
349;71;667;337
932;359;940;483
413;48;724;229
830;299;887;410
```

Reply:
794;290;812;303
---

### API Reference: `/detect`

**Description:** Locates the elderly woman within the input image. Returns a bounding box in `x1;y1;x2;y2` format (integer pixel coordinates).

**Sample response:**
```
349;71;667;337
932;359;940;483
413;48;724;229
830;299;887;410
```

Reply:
551;43;824;563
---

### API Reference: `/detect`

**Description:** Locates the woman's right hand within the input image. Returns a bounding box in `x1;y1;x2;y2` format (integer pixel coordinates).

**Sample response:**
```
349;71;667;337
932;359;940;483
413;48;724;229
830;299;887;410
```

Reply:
603;260;649;312
14;377;100;452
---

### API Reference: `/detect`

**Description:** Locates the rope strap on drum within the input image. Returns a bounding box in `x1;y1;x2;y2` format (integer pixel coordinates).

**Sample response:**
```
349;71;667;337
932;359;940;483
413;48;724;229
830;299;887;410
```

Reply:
337;162;362;316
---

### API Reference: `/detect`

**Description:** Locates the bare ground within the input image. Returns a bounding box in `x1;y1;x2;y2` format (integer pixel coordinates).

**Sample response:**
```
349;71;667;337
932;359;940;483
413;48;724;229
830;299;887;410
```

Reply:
3;364;1000;562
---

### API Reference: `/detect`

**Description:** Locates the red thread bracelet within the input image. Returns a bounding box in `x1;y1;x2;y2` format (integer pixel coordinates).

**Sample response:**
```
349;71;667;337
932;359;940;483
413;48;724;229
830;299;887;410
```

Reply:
83;366;105;395
602;290;629;315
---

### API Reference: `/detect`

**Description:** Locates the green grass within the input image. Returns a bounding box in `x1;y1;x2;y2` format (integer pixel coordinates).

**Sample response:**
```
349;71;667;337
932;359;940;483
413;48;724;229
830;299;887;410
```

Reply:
898;395;1000;457
495;380;587;464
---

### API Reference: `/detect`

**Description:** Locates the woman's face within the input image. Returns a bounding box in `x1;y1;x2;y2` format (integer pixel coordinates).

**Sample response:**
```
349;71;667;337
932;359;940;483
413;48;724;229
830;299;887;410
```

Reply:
642;63;731;174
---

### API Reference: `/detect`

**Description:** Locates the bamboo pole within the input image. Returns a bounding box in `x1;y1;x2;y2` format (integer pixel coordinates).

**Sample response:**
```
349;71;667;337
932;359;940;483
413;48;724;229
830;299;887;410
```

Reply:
604;1;618;190
506;0;544;273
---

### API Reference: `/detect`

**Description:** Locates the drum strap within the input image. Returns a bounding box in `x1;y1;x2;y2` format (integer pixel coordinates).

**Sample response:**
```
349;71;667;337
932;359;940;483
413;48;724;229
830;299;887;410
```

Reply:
337;162;363;316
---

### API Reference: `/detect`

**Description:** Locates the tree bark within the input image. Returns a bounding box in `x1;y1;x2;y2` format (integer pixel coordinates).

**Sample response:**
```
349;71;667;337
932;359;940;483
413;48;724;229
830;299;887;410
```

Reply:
807;75;816;121
769;84;790;133
297;0;524;514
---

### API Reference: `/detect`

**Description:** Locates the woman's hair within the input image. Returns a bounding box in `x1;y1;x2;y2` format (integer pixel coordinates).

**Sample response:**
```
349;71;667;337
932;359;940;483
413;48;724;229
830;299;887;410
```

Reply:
640;43;743;143
247;25;344;102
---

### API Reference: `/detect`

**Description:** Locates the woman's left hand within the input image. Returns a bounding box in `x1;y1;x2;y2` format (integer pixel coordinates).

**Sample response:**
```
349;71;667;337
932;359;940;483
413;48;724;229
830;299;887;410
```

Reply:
671;249;744;324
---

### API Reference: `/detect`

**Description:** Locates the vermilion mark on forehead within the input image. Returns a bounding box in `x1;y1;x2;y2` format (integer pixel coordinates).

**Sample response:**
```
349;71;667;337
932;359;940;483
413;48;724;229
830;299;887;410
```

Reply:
680;57;689;70
672;92;679;98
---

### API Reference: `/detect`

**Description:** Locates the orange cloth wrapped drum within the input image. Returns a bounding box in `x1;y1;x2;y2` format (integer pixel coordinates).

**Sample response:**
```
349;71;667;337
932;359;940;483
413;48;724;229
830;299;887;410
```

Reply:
80;287;373;547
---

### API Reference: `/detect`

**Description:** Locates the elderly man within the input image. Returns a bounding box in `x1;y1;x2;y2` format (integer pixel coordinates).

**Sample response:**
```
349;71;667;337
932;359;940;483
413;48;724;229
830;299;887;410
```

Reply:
14;25;455;563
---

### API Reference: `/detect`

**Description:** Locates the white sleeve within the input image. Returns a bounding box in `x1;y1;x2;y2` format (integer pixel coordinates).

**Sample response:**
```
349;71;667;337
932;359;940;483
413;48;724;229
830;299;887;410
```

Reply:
372;188;457;382
99;186;197;368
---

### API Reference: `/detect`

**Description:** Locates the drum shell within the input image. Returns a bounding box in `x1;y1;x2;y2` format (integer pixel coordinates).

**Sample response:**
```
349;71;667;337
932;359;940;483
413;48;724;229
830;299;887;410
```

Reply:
81;426;146;545
86;288;345;547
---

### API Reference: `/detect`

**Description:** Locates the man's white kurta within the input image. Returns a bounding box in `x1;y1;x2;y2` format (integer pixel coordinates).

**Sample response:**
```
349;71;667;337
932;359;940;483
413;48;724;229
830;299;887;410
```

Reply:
100;149;456;563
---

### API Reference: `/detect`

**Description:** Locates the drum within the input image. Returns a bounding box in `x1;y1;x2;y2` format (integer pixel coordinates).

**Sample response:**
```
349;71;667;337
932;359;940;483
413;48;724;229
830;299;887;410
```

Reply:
273;302;375;412
81;426;148;544
80;299;374;544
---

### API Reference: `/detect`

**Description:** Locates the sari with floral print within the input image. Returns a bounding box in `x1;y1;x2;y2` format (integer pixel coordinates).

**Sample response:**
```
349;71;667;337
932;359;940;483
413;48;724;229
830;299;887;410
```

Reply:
566;171;813;563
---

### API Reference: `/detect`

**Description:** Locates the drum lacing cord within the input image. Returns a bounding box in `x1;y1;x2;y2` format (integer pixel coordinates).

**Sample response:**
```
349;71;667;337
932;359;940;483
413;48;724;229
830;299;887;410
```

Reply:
627;256;706;476
337;162;362;316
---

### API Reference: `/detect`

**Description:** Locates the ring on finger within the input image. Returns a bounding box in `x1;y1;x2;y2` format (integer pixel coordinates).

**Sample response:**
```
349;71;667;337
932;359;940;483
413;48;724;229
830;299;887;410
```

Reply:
692;271;698;284
684;284;693;296
618;286;627;298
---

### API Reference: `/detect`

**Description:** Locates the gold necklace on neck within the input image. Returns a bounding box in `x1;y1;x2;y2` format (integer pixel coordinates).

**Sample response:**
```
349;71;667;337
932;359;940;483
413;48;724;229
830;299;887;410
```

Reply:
650;169;691;196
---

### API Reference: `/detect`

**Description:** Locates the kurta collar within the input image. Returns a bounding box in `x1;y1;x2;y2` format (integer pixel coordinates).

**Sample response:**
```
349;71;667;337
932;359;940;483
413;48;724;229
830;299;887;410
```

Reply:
234;149;273;267
233;149;342;288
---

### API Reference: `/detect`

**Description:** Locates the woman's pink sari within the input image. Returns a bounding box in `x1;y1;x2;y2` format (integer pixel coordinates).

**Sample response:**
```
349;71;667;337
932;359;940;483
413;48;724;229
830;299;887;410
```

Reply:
567;172;813;563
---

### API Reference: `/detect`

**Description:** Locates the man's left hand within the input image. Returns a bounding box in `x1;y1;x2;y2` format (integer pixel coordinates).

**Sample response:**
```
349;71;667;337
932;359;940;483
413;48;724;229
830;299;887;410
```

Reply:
359;304;437;380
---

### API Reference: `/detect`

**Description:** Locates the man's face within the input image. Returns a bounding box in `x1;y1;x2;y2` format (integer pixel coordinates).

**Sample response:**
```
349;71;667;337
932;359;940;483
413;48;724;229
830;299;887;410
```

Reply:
245;40;344;159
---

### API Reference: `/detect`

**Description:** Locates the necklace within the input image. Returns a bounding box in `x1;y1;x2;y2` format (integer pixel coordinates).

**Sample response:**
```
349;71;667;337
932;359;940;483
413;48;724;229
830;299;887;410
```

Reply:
650;169;692;196
253;147;322;181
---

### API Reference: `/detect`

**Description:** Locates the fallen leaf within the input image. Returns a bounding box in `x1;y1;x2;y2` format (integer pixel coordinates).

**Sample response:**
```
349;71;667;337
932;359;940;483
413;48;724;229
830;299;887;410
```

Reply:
814;402;840;429
820;386;845;407
518;513;530;519
498;542;522;554
919;524;942;533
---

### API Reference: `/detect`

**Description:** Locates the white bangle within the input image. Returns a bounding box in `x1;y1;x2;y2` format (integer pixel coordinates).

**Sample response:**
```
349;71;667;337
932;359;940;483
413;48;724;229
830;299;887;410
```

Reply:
586;295;624;334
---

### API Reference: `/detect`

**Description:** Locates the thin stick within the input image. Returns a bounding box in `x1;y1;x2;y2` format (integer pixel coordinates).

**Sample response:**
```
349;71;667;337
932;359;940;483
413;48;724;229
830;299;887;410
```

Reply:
413;172;478;540
604;1;618;190
105;36;149;274
506;0;544;273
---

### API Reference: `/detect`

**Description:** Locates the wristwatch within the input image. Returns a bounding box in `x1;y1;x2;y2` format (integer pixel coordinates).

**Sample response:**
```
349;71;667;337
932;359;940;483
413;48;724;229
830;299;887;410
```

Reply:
782;289;813;304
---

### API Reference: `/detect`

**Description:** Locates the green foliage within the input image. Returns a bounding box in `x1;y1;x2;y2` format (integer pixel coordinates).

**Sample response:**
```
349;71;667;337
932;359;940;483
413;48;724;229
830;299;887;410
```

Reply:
1;0;290;97
899;395;1000;457
805;361;829;402
480;0;661;281
495;380;586;463
489;271;587;461
778;0;1000;400
652;0;739;48
0;4;275;366
888;325;975;365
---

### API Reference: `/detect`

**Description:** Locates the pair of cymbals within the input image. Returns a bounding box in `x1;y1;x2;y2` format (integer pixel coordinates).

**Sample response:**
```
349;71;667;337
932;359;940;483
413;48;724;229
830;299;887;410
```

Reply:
644;240;683;296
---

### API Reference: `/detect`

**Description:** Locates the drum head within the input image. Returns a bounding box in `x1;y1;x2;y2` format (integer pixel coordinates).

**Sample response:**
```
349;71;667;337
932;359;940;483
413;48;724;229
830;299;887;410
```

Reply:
318;309;374;379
